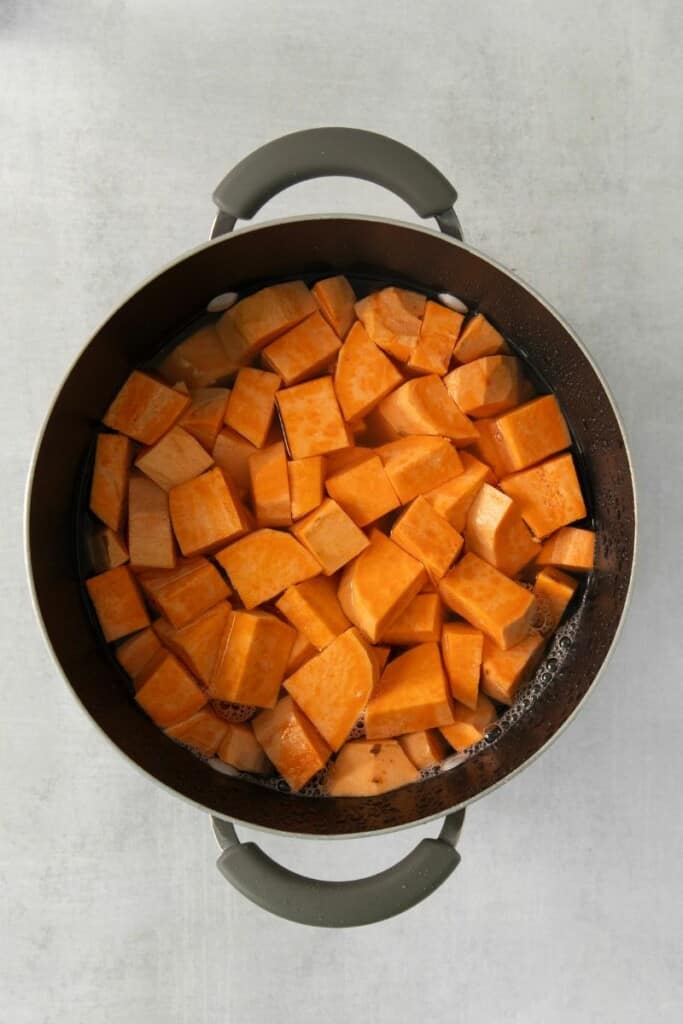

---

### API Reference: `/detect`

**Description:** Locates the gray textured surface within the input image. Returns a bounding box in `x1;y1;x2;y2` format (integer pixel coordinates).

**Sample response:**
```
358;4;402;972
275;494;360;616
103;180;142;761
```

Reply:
2;1;682;1021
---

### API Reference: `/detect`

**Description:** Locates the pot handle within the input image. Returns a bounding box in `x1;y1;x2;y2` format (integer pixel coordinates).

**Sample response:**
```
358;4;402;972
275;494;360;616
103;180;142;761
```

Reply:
212;808;464;927
210;127;463;240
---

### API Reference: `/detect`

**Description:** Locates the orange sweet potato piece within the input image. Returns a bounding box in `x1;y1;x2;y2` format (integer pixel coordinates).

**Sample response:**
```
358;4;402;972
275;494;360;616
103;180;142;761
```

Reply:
288;455;324;520
326;739;419;796
338;529;426;643
441;622;483;710
139;555;229;628
500;453;587;539
445;355;526;418
223;281;317;353
371;645;391;675
135;650;206;727
284;627;376;750
169;467;250;556
365;643;453;739
218;722;270;774
391;495;464;583
159;324;246;388
87;526;129;573
115;626;163;682
355;287;425;361
495;395;571;471
286;630;318;674
262;310;340;386
439;552;536;649
381;592;443;644
480;630;545;704
152;601;232;683
465;483;539;576
276;377;350;458
377;435;463;503
253;694;331;790
376;375;478;445
248;441;291;527
424;451;493;532
470;418;515;479
533;567;578;634
292;498;369;575
211;611;295;707
440;693;497;750
312;275;357;339
89;432;133;531
215;529;321;608
325;455;400;527
275;576;350;650
134;426;213;491
103;371;190;445
224;367;281;448
165;706;229;756
128;475;176;570
452;313;508;363
211;427;256;497
408;300;464;376
399;729;449;770
178;387;231;452
324;446;374;477
333;321;403;421
537;526;595;571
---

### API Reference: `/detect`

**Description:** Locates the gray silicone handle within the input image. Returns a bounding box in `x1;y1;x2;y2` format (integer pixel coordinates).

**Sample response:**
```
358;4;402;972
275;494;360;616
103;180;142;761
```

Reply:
212;809;465;928
210;127;463;240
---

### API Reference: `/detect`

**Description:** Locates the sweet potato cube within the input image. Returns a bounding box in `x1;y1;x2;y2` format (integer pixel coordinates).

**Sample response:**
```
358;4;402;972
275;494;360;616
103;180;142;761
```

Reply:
178;387;231;452
408;300;464;376
292;498;369;575
324;447;374;477
211;610;295;708
365;643;453;739
465;483;539;576
211;427;256;497
224;367;281;448
262;310;341;386
284;627;376;750
103;371;190;445
325;455;400;527
288;456;324;520
223;281;317;353
470;418;515;479
355;287;424;361
376;375;478;445
115;626;163;681
277;377;350;458
169;467;250;556
441;622;483;710
537;526;595;571
399;729;449;770
312;275;357;338
326;739;419;796
138;555;229;628
480;630;545;704
135;651;206;727
391;495;464;583
439;552;536;649
534;567;578;634
165;706;229;756
253;695;331;790
495;394;571;471
153;601;232;684
377;435;463;504
440;693;497;750
338;529;426;642
500;453;587;539
215;529;321;608
128;475;176;570
333;321;403;421
87;526;129;573
248;441;291;527
381;592;443;644
286;630;317;673
452;313;507;363
445;355;526;418
275;576;350;650
89;432;133;531
134;426;213;491
218;722;270;774
371;645;391;675
424;451;493;532
159;324;246;388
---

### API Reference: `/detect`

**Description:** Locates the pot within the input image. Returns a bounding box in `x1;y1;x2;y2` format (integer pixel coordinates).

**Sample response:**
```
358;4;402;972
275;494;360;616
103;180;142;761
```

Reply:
25;128;636;927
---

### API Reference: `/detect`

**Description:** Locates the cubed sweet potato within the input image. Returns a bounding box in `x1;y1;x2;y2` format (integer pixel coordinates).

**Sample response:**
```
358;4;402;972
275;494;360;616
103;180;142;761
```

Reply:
159;324;246;388
288;456;325;520
325;455;400;527
211;610;295;708
440;693;497;750
252;695;331;790
134;426;214;491
439;552;536;649
87;526;129;573
103;371;190;445
399;729;449;770
391;495;464;583
222;281;317;353
441;622;483;710
178;387;231;452
470;418;515;479
452;313;508;363
128;475;176;570
135;650;206;727
407;300;464;376
218;722;270;774
381;592;443;644
534;567;578;634
324;447;374;477
169;467;251;556
424;451;493;532
286;630;317;673
365;642;453;739
376;375;478;444
153;601;232;683
333;321;403;421
465;483;539;576
248;441;292;527
165;706;229;756
445;355;526;418
115;626;163;682
276;377;350;458
354;287;423;361
262;310;340;385
215;528;321;608
495;394;571;471
326;739;419;796
312;275;357;339
224;367;281;448
292;498;369;575
89;432;133;531
370;645;391;675
211;427;256;497
138;555;228;628
499;453;587;539
275;575;350;650
377;435;463;503
537;526;595;572
480;630;545;704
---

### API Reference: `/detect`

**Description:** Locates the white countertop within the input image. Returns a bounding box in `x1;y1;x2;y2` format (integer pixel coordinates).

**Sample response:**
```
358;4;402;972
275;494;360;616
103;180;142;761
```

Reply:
2;1;681;1021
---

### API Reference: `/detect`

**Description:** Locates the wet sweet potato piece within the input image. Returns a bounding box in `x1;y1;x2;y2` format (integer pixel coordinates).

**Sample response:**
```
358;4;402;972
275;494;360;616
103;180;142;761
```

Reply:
286;630;318;674
470;418;515;479
262;311;340;385
355;287;424;361
537;526;595;571
224;367;281;447
465;483;539;576
365;643;453;739
408;301;464;376
248;441;291;527
452;313;508;363
391;495;463;583
277;377;350;458
135;650;206;727
211;610;295;708
215;529;320;608
439;552;536;649
376;375;478;445
218;722;270;774
480;630;546;704
423;451;492;532
288;456;324;520
139;555;229;628
87;526;129;573
333;321;403;421
441;622;483;710
499;453;587;539
223;281;317;353
253;695;331;790
211;427;256;497
381;592;443;644
152;601;232;684
370;645;391;675
169;467;251;556
323;446;374;477
445;355;526;418
178;387;231;452
128;475;176;570
276;576;350;650
495;394;571;471
89;433;133;531
533;567;578;634
440;693;497;750
377;435;463;503
292;498;369;575
399;729;449;770
134;426;213;491
165;706;228;756
115;626;162;682
159;324;246;388
325;455;400;527
326;739;419;796
312;275;357;338
103;371;189;445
